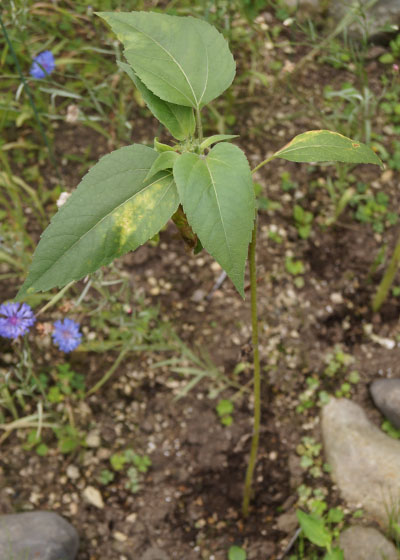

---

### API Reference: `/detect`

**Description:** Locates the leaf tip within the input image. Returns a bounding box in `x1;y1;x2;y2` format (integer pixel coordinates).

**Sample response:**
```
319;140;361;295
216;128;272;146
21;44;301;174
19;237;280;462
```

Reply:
15;285;30;301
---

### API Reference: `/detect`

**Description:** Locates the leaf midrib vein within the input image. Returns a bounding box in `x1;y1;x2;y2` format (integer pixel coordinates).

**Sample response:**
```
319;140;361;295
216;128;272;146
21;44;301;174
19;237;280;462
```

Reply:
277;143;356;155
204;160;233;265
130;62;193;106
125;22;199;107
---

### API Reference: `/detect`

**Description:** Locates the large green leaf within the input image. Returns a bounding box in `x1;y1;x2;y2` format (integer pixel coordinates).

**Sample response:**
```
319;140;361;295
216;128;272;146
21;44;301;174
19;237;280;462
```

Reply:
273;130;382;166
18;145;179;297
98;11;236;109
297;510;332;549
118;62;195;141
173;142;255;297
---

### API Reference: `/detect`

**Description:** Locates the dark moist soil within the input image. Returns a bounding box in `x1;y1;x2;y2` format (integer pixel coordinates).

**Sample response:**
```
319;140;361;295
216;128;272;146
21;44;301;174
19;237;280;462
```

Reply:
1;12;400;560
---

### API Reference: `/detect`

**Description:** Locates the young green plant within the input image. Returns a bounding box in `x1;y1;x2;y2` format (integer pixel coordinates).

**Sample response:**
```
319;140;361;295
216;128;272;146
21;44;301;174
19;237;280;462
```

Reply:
16;11;382;517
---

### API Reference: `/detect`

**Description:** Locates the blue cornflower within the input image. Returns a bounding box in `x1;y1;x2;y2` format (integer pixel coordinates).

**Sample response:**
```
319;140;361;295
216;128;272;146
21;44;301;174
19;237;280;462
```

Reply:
30;50;55;79
52;318;82;353
0;302;36;340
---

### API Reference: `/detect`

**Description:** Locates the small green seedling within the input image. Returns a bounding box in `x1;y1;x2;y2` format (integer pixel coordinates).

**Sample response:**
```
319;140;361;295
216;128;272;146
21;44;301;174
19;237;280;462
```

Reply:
392;286;400;297
293;204;313;239
379;33;400;64
352;190;395;233
296;376;330;414
268;230;284;244
382;420;400;439
110;448;152;493
17;10;382;516
125;466;140;493
228;545;247;560
216;398;234;426
285;257;305;277
324;347;353;378
352;509;364;519
99;469;115;485
285;256;305;288
23;429;49;456
47;363;85;403
297;484;328;510
110;452;128;471
281;170;297;192
131;452;152;473
296;509;344;560
296;436;331;479
53;425;85;454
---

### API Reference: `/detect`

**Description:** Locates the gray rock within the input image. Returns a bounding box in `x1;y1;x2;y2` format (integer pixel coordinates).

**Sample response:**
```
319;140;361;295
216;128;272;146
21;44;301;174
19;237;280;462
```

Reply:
283;0;400;37
0;511;79;560
321;398;400;527
370;378;400;430
276;510;298;534
340;526;398;560
330;0;400;38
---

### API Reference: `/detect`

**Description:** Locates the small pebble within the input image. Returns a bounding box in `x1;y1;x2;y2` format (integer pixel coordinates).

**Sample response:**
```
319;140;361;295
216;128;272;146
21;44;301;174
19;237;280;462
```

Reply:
82;486;104;509
330;292;344;304
86;432;101;448
113;531;128;542
191;289;205;303
66;465;80;480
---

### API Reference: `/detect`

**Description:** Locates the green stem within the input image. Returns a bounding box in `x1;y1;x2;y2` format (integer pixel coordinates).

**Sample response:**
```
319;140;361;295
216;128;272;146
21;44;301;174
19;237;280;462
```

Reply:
0;14;61;180
85;339;132;397
1;387;19;421
251;155;275;175
242;218;261;517
372;233;400;312
195;106;203;146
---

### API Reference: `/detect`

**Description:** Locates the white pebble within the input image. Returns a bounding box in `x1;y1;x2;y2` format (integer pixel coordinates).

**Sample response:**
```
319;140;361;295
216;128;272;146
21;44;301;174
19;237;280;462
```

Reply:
66;465;80;480
86;432;101;448
82;486;104;509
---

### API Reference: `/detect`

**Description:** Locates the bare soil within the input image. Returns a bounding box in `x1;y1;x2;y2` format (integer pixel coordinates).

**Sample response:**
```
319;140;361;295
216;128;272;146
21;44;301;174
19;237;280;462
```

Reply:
1;8;400;560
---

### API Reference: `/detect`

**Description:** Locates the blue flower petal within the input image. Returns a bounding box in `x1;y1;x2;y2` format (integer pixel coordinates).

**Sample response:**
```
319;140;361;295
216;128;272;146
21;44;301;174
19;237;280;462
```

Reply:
30;50;55;79
0;302;36;339
52;318;82;353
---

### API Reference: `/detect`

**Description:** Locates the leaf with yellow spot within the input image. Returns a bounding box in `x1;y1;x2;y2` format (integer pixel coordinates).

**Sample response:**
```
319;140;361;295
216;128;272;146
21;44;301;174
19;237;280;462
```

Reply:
272;130;382;167
18;144;179;297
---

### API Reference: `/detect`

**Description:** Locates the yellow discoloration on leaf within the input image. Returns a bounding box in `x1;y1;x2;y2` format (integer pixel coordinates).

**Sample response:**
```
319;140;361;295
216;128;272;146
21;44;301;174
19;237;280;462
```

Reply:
112;181;165;251
271;129;382;167
277;130;356;154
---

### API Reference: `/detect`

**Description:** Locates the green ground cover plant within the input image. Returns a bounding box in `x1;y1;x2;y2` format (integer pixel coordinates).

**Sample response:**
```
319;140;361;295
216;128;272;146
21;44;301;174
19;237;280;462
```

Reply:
12;9;382;517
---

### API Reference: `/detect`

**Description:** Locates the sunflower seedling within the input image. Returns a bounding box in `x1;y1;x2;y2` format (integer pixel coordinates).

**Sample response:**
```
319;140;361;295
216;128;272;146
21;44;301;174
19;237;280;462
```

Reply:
16;10;382;516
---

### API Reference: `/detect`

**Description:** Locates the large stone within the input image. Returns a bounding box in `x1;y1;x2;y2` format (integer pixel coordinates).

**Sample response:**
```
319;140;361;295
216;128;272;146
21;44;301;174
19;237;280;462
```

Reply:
370;378;400;430
321;398;400;527
282;0;400;37
0;511;79;560
330;0;400;38
340;526;398;560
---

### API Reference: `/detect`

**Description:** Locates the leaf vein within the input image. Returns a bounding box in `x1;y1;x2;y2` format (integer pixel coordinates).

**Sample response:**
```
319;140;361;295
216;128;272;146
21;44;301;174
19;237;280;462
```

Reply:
125;22;198;106
204;160;233;263
34;171;172;282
